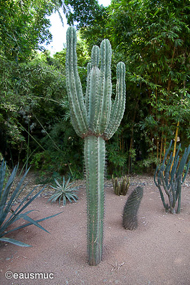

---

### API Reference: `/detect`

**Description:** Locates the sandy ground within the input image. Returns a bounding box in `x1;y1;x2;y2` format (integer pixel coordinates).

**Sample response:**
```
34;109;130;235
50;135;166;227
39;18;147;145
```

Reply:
0;175;190;285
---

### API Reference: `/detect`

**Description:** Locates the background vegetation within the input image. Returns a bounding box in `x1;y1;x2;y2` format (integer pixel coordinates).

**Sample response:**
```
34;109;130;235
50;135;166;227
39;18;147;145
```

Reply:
1;0;190;179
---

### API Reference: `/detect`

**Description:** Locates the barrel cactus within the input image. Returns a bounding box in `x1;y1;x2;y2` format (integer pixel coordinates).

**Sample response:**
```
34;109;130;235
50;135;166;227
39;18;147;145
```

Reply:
123;186;143;230
66;27;126;265
112;175;130;196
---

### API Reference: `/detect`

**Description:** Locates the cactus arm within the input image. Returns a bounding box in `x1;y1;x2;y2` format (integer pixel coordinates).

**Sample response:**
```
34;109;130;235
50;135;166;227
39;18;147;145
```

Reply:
182;159;190;183
154;166;169;210
166;153;175;189
66;27;88;137
85;62;92;116
104;62;126;140
164;153;173;187
177;145;190;177
154;166;159;187
84;136;105;265
88;66;101;131
160;171;171;198
176;178;182;214
86;46;101;132
170;181;177;213
97;39;112;134
158;184;169;210
170;156;179;182
91;45;100;67
170;143;181;179
177;150;186;177
174;143;181;163
161;140;172;166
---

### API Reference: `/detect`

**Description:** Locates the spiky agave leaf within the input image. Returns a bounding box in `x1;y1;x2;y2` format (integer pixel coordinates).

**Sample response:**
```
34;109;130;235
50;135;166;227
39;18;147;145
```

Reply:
0;185;46;234
0;237;32;247
0;162;62;246
1;211;62;247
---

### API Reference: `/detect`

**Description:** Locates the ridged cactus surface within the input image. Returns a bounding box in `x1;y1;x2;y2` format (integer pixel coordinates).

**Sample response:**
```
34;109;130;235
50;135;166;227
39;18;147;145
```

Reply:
84;136;105;265
66;27;126;265
123;186;143;230
112;176;130;196
154;140;190;213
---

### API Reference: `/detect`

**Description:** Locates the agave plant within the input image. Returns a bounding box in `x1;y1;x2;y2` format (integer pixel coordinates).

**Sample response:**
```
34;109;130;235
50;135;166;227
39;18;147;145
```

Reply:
48;176;78;206
0;160;61;247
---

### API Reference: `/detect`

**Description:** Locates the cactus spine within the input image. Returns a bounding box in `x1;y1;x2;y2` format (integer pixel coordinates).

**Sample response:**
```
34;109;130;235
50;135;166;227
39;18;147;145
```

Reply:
66;27;126;265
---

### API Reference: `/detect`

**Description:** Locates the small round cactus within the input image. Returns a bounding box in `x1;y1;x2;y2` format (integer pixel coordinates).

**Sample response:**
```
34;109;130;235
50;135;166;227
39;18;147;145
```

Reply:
123;186;143;230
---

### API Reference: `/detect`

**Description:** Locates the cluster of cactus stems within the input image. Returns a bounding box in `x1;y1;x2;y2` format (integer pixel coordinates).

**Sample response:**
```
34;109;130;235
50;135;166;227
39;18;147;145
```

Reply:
154;140;190;214
112;175;130;196
66;27;126;265
123;186;143;230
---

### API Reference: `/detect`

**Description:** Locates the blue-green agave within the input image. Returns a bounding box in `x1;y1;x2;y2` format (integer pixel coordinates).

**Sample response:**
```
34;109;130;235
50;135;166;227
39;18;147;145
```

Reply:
0;161;61;247
48;176;78;206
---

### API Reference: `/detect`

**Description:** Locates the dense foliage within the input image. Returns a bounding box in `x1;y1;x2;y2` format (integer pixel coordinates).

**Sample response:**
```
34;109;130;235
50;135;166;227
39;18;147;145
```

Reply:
0;0;189;178
106;0;190;172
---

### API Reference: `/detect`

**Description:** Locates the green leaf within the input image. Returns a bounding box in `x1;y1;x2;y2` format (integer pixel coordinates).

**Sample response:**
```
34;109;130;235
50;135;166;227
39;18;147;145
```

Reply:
0;237;32;247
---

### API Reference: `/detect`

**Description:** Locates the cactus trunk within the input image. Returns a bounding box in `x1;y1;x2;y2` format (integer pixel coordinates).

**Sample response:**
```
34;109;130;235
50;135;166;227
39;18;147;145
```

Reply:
84;136;105;265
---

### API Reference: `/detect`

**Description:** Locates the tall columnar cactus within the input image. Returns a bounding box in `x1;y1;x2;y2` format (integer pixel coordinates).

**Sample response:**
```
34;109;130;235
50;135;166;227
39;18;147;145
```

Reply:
66;27;126;265
154;140;190;214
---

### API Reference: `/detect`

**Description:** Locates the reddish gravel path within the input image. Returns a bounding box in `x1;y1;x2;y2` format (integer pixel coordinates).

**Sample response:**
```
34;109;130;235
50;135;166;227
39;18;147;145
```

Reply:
0;175;190;285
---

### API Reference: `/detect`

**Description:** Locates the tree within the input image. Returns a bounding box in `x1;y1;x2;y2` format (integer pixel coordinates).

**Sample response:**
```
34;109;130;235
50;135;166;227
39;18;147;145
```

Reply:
0;0;70;167
106;0;190;171
65;0;109;51
0;0;68;61
0;51;66;163
65;0;104;28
